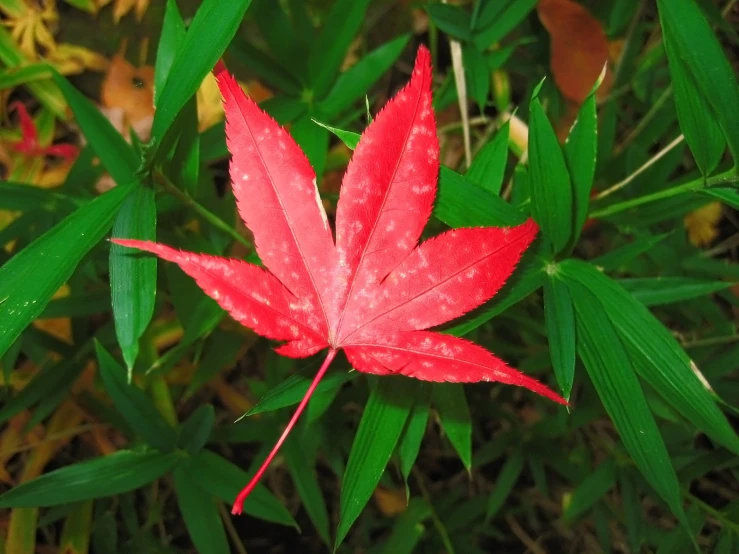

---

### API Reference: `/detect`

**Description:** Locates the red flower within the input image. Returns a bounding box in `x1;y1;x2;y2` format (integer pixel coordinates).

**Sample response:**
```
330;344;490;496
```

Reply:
114;46;565;515
9;102;78;161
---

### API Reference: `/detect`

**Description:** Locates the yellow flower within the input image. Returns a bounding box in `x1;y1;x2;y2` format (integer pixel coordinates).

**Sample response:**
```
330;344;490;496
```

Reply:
0;0;58;59
684;202;723;247
97;0;149;23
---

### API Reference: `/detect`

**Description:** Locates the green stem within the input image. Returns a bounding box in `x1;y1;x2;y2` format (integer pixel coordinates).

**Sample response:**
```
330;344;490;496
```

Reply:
153;170;252;250
590;169;738;219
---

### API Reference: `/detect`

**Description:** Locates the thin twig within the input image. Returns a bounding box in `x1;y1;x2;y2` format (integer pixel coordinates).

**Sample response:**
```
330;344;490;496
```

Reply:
218;501;249;554
595;134;685;200
154;170;252;250
614;86;673;156
444;0;471;169
505;515;548;554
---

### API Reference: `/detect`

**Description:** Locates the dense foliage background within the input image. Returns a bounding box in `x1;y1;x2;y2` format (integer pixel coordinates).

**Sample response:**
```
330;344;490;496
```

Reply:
0;0;738;552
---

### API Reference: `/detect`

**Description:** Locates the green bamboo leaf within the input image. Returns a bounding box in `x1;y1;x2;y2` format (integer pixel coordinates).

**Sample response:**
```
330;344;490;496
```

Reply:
308;0;372;97
568;281;688;526
154;0;187;105
446;251;545;337
245;365;355;417
291;114;329;179
381;498;432;554
190;450;298;528
473;0;538;50
0;63;52;89
178;405;215;455
52;72;137;186
563;459;617;523
432;383;472;471
0;181;80;212
486;450;525;519
591;233;670;272
96;342;177;451
110;185;157;371
0;182;135;359
436;167;526;228
704;187;739;211
561;260;739;455
463;45;490;113
336;377;417;547
0;450;180;508
227;39;302;95
528;96;573;253
665;48;724;176
564;87;598;245
399;384;432;490
173;468;230;554
321;34;410;117
425;4;472;41
0;27;66;118
465;121;509;195
657;0;739;163
250;0;303;78
284;432;331;545
618;277;734;307
543;275;576;400
150;0;253;146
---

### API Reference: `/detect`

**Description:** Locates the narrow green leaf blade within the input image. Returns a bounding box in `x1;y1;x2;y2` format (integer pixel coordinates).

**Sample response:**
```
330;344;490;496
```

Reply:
321;34;410;117
563;459;617;523
173;468;230;554
52;72;137;186
308;0;372;97
569;281;687;526
0;183;135;358
486;450;525;519
150;0;253;144
564;89;597;244
618;277;733;307
543;275;576;400
466;122;509;195
0;450;180;508
657;0;739;162
336;378;417;547
154;0;187;105
561;259;739;455
178;404;215;455
95;341;177;452
528;97;573;253
399;384;432;488
110;186;157;370
190;450;298;528
432;383;472;471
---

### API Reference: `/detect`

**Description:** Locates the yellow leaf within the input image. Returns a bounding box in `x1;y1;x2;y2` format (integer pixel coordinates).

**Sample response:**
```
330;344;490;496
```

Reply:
684;202;723;247
537;0;612;104
373;486;407;517
1;0;58;59
48;43;109;75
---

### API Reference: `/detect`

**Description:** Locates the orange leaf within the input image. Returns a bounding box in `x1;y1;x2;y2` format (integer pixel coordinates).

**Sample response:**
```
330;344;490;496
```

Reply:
537;0;611;104
100;53;154;135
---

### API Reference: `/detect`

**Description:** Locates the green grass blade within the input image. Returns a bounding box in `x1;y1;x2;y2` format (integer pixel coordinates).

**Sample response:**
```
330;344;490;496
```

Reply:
0;182;135;359
173;468;230;554
561;260;739;455
190;450;298;528
320;34;410;118
150;0;253;146
465;121;509;195
543;275;576;400
657;0;739;163
432;383;472;471
528;96;573;253
110;185;157;370
336;377;417;547
568;280;688;527
0;450;180;508
618;277;734;307
95;341;177;452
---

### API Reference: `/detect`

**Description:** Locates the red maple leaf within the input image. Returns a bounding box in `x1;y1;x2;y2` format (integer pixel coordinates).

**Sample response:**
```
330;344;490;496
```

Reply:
113;46;565;515
9;102;79;161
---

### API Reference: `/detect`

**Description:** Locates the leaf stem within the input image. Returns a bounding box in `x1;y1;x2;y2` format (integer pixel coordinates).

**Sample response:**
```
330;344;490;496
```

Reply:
232;348;338;515
590;169;738;219
595;134;685;200
153;170;252;250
